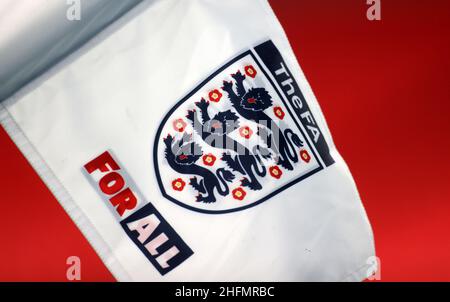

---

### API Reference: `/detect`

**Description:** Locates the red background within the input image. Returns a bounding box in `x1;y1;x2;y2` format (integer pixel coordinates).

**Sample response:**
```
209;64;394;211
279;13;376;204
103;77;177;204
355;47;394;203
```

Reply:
0;0;449;281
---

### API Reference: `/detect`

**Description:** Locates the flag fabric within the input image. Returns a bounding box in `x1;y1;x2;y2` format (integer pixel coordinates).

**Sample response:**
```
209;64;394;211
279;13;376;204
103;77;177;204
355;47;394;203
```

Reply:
0;0;375;281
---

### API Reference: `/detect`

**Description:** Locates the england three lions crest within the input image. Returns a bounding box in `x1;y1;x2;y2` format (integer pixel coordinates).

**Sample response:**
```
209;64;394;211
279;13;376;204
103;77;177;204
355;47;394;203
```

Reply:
154;41;333;214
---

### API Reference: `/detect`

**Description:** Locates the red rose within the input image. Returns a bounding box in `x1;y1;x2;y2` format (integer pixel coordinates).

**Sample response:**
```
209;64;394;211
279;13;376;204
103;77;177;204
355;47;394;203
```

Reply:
172;118;187;132
202;153;217;166
300;149;311;163
269;166;283;179
232;187;247;201
208;89;222;102
244;65;257;78
172;178;186;191
273;106;285;120
239;126;253;139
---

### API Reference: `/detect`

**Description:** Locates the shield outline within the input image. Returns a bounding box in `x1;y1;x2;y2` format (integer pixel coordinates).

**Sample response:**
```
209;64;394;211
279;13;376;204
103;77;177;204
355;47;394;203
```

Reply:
153;45;324;214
